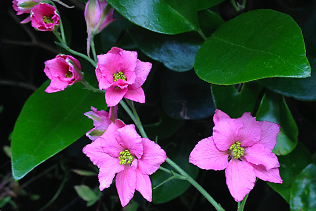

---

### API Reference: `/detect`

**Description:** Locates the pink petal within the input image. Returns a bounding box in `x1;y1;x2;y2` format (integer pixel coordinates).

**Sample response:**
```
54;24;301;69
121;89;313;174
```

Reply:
135;169;152;202
237;112;261;147
225;159;256;202
129;60;152;89
105;86;128;107
213;118;243;151
98;155;124;190
213;109;230;124
252;164;283;183
258;121;280;151
244;143;280;170
82;138;106;167
117;125;143;159
118;48;138;74
116;167;136;207
137;138;167;175
189;137;229;170
100;124;124;158
124;87;145;104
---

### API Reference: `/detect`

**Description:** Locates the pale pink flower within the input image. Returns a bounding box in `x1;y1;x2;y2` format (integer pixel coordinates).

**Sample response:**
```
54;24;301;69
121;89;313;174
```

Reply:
30;3;60;31
12;0;41;23
84;106;125;141
96;47;152;107
83;124;166;207
189;109;282;202
44;55;82;93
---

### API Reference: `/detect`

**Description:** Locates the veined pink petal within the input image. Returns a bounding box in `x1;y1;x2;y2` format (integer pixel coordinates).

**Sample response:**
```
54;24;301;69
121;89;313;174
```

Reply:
225;159;256;202
82;138;106;167
244;143;280;170
116;167;136;207
100;124;124;157
213;109;230;124
213;118;243;151
189;137;229;171
124;87;145;104
113;48;138;74
258;121;280;151
252;164;283;183
45;80;68;93
98;155;124;190
135;169;152;202
137;138;167;175
117;125;143;159
237;112;261;147
129;60;152;89
105;86;128;107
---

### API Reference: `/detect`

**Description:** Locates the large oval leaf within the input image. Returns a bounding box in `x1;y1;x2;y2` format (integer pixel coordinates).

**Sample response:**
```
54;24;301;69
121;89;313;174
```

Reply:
195;9;311;85
106;0;201;34
256;90;298;155
290;164;316;211
11;81;106;180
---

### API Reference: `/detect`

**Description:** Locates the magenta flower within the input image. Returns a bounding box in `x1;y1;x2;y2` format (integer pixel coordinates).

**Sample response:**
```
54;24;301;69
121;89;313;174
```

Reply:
30;3;60;31
83;124;166;207
84;106;125;141
96;47;152;107
189;109;282;202
12;0;41;23
44;55;82;93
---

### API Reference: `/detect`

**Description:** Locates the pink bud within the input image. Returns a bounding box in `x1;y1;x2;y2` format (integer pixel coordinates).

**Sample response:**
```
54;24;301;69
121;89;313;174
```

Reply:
44;55;82;93
30;3;60;31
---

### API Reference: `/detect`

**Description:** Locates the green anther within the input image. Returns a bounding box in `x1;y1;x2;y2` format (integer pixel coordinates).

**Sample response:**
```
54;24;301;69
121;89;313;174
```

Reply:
113;71;127;82
229;141;244;159
43;15;54;24
119;149;134;165
65;71;73;78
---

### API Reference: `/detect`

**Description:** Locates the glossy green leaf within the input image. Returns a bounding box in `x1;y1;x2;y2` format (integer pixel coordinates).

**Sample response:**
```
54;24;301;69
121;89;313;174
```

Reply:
268;143;313;203
151;139;198;204
11;81;106;180
211;82;263;118
129;25;203;72
260;57;316;101
256;90;298;155
198;9;225;38
106;0;201;34
195;9;311;85
196;0;226;10
290;164;316;210
74;185;101;206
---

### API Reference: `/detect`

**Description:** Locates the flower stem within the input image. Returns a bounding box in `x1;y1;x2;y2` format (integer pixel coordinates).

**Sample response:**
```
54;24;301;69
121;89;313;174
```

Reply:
90;34;98;63
237;193;249;211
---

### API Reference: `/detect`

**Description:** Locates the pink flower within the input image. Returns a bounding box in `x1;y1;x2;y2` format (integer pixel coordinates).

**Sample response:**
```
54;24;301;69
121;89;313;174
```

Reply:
44;55;82;93
189;109;282;202
84;106;125;141
83;124;166;207
30;3;60;31
12;0;41;23
96;47;152;107
85;0;115;56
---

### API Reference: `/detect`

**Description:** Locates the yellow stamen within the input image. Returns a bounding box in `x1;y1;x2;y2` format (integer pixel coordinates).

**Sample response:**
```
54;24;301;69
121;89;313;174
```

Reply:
119;149;133;165
65;71;73;78
113;71;127;82
43;15;54;24
229;141;244;159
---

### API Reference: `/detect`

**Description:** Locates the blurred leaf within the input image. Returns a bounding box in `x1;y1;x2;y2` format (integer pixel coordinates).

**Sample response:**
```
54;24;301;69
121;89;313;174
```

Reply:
195;9;311;85
290;163;316;211
71;169;97;176
151;139;198;204
161;69;215;119
0;196;11;208
11;81;106;180
196;0;226;10
3;146;11;157
198;9;224;38
125;200;139;211
74;185;101;206
256;90;298;155
106;0;202;34
260;58;316;101
212;82;263;118
268;143;313;202
129;26;203;72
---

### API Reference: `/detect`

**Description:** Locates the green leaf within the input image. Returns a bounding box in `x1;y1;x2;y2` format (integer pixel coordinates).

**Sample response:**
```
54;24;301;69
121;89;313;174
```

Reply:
198;9;225;38
290;164;316;211
195;9;311;85
268;143;313;203
106;0;201;34
129;25;203;72
71;169;97;176
211;82;263;118
74;185;101;206
256;90;298;155
11;81;106;180
196;0;226;10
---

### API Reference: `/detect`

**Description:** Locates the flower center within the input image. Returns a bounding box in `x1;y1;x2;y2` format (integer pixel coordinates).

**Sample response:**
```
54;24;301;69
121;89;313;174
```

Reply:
65;71;73;78
229;141;244;159
113;71;127;82
43;15;54;24
119;149;133;165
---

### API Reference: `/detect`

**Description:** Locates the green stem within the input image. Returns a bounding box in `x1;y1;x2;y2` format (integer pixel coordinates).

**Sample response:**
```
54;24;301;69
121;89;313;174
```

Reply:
230;0;240;12
50;0;66;43
81;78;103;93
237;194;249;211
119;100;138;126
197;29;208;41
90;34;98;63
53;30;64;44
126;100;148;139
